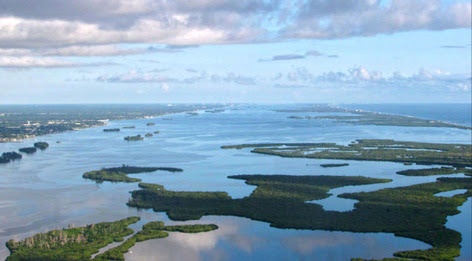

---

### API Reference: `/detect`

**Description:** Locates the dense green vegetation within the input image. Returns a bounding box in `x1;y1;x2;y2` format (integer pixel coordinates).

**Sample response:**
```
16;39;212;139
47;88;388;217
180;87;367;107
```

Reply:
146;122;155;126
19;147;37;154
6;217;140;261
145;133;153;137
320;163;349;168
397;167;472;176
223;139;472;167
0;151;22;163
34;142;49;150
95;222;218;261
122;126;135;129
6;216;218;261
83;165;183;183
124;135;143;141
128;175;471;260
128;175;390;220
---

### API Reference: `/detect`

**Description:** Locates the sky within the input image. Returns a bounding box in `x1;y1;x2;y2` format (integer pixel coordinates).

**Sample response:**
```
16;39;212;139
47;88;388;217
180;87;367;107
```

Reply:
0;0;470;104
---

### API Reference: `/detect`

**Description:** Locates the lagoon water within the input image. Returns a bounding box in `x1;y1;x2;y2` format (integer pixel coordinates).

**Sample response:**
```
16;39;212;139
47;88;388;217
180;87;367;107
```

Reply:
0;104;470;260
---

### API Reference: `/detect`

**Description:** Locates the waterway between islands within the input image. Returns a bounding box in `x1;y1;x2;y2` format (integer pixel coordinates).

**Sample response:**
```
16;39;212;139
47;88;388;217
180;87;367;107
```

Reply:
0;104;470;260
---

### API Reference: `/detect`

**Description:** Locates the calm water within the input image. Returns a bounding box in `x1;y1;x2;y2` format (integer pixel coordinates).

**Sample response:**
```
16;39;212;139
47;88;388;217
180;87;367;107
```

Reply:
0;104;470;260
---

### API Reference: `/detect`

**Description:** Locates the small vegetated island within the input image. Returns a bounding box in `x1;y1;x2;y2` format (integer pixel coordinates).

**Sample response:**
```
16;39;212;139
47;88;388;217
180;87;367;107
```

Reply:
0;141;49;163
34;142;49;150
83;165;183;183
103;128;120;132
0;151;22;163
320;163;349;168
18;147;37;154
124;135;143;141
6;216;218;261
397;167;472;176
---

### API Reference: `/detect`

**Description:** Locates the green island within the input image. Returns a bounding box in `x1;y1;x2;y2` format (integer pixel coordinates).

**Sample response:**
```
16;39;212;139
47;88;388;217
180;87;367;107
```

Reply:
94;222;218;261
144;133;153;137
83;165;183;183
34;142;49;150
122;126;135;129
103;128;120;132
146;122;155;126
124;135;143;141
222;139;472;167
6;217;139;260
19;147;37;154
320;163;349;168
127;174;471;260
0;151;22;163
6;217;218;261
397;167;472;176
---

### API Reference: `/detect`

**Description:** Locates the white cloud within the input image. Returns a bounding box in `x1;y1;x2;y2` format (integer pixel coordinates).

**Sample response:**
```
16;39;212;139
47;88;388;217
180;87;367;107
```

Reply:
211;73;256;85
284;0;471;39
0;0;469;50
161;83;170;92
274;66;471;92
0;56;76;68
41;45;144;56
97;69;175;83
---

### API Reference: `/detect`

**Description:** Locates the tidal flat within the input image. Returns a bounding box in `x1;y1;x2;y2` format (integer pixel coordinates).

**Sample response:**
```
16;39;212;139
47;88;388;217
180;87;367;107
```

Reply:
0;104;470;260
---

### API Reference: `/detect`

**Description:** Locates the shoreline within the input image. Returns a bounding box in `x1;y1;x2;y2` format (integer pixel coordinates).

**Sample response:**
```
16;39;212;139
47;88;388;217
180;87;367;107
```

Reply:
0;104;224;143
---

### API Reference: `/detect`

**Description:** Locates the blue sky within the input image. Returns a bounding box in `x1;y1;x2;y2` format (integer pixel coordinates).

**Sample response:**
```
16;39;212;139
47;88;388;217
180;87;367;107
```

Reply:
0;0;470;104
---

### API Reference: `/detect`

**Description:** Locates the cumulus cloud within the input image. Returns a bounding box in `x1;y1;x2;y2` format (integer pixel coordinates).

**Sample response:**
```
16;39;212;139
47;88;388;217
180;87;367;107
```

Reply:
41;45;145;56
161;83;170;92
283;0;471;39
96;68;210;84
0;0;469;50
0;56;76;68
211;73;256;85
97;69;175;83
273;66;471;92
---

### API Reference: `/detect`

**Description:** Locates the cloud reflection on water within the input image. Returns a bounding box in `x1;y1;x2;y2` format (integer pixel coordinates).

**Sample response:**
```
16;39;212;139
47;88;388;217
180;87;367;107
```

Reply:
126;216;430;261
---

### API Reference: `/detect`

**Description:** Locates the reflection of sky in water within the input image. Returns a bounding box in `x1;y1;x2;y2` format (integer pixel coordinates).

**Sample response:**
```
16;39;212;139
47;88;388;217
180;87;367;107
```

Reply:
125;216;429;261
0;105;470;260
